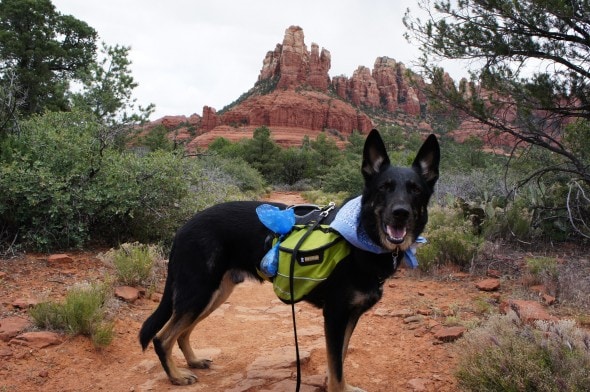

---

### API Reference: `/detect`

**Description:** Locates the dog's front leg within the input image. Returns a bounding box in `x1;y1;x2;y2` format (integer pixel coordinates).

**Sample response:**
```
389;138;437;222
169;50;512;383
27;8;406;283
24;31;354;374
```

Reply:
324;308;366;392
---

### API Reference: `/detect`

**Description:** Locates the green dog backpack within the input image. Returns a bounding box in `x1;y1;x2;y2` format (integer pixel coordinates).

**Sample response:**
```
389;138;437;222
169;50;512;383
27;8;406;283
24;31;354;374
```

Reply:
273;224;350;303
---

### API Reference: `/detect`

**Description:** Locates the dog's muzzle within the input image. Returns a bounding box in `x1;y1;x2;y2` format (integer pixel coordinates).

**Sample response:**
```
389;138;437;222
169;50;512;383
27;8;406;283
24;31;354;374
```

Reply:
383;206;411;245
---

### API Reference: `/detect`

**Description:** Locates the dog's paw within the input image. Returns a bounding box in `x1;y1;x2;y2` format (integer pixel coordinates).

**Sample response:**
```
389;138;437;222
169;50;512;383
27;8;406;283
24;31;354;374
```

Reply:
169;369;198;385
188;358;212;369
327;383;367;392
344;385;366;392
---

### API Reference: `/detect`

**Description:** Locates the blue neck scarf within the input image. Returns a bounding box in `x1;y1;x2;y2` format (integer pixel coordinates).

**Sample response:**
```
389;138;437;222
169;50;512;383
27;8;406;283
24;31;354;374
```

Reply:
329;196;426;268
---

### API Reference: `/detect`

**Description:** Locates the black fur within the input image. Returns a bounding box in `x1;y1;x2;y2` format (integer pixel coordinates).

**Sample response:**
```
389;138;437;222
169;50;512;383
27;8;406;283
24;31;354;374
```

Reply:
139;129;440;391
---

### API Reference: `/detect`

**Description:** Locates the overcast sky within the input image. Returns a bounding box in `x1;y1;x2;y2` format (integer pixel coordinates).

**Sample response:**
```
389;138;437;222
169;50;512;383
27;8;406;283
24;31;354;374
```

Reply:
51;0;466;121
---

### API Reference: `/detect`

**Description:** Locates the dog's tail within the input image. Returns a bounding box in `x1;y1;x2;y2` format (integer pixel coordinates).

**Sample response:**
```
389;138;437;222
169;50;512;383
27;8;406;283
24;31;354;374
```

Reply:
139;263;174;351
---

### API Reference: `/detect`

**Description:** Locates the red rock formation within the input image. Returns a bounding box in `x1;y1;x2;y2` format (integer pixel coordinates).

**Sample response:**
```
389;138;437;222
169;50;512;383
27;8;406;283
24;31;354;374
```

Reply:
331;56;427;117
217;90;372;135
372;57;399;112
201;106;217;131
349;66;380;107
258;25;331;91
308;43;331;90
148;27;441;149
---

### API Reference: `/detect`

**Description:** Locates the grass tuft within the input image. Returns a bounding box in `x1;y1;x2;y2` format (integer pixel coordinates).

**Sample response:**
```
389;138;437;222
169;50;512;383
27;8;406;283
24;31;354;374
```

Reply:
456;313;590;391
30;281;114;348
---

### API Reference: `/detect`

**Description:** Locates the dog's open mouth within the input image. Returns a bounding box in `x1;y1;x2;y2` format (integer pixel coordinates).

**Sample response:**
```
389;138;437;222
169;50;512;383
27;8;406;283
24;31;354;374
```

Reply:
384;224;407;244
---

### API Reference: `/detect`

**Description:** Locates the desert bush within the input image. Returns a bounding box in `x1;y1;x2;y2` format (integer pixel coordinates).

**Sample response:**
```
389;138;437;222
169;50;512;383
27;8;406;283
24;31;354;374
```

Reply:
526;256;559;284
418;206;483;272
0;110;262;250
482;201;534;241
30;281;115;348
301;190;348;207
200;155;266;193
100;242;162;287
321;158;364;196
456;313;590;391
557;256;590;311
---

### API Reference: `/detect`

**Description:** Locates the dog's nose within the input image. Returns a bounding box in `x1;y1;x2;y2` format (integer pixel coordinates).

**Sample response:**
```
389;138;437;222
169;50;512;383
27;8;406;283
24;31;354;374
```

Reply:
392;207;410;221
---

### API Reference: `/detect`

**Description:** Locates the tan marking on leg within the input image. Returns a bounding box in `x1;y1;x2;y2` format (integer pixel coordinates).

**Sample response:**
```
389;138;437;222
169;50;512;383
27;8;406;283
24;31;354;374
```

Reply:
177;271;237;368
156;313;199;385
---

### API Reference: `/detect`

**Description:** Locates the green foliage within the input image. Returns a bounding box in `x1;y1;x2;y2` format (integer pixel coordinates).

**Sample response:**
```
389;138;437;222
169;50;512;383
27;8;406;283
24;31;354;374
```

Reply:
210;129;349;188
240;126;282;180
100;242;162;286
0;110;104;248
418;206;482;272
301;190;348;207
525;256;559;289
482;202;534;241
275;147;313;186
137;124;175;152
70;42;154;126
30;281;114;348
0;69;22;138
321;158;364;197
0;0;97;115
456;314;590;391
0;110;259;250
200;154;266;193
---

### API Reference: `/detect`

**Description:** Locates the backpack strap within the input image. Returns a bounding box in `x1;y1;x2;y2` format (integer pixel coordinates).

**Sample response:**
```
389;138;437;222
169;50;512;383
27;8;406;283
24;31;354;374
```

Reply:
288;202;335;392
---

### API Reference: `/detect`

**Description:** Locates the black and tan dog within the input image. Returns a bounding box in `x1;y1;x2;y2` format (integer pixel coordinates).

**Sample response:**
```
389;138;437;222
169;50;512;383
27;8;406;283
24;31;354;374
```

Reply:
140;129;440;391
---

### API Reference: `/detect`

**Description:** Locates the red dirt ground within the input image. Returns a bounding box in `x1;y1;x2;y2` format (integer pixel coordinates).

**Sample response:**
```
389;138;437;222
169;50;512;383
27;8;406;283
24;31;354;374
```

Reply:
0;192;569;392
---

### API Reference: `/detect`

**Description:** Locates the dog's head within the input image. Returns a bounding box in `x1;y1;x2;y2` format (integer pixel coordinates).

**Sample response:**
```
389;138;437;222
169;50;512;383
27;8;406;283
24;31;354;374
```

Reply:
360;129;440;252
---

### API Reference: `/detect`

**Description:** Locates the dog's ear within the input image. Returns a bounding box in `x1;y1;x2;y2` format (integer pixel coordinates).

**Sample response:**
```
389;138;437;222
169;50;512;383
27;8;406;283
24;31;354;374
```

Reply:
362;129;391;179
412;134;440;188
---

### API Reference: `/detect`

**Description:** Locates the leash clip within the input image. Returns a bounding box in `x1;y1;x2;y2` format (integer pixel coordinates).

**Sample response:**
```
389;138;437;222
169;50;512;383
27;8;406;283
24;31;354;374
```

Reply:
319;202;336;218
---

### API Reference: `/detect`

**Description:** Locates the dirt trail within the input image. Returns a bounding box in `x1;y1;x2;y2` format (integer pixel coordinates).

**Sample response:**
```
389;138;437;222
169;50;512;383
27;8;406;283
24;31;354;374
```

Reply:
0;192;520;391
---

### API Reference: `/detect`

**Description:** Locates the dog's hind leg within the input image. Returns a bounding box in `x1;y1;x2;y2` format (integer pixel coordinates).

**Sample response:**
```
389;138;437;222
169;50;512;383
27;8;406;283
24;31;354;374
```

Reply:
153;312;200;385
177;270;238;369
153;270;240;385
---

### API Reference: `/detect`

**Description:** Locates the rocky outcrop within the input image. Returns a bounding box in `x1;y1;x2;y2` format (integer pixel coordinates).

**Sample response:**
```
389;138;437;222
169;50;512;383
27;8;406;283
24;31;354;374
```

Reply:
258;26;331;91
216;89;372;135
201;106;217;131
152;114;201;130
150;26;439;148
331;57;427;116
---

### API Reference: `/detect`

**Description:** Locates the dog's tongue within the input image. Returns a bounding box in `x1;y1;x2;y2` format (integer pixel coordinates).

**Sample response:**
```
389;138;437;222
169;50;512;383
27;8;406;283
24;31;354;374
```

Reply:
386;225;406;242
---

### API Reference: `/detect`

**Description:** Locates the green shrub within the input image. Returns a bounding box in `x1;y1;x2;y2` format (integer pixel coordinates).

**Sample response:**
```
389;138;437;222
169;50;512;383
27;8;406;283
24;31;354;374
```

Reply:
301;190;348;207
456;314;590;391
482;201;534;241
526;256;558;279
30;281;114;348
200;155;266;193
321;158;364;196
100;242;161;286
0;110;103;249
0;110;262;250
417;206;483;272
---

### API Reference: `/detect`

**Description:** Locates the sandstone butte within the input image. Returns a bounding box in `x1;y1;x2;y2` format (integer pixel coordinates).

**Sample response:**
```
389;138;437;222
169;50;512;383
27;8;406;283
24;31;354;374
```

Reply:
140;25;490;150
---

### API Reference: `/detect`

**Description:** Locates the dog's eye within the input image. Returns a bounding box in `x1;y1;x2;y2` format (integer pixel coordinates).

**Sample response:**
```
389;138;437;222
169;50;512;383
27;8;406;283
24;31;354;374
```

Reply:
379;181;394;192
408;183;422;195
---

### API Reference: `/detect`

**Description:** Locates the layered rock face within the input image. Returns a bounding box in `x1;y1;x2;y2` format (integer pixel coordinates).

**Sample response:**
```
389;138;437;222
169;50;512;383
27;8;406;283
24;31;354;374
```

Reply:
256;26;426;117
213;25;370;136
259;25;331;91
153;26;436;148
332;57;426;116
